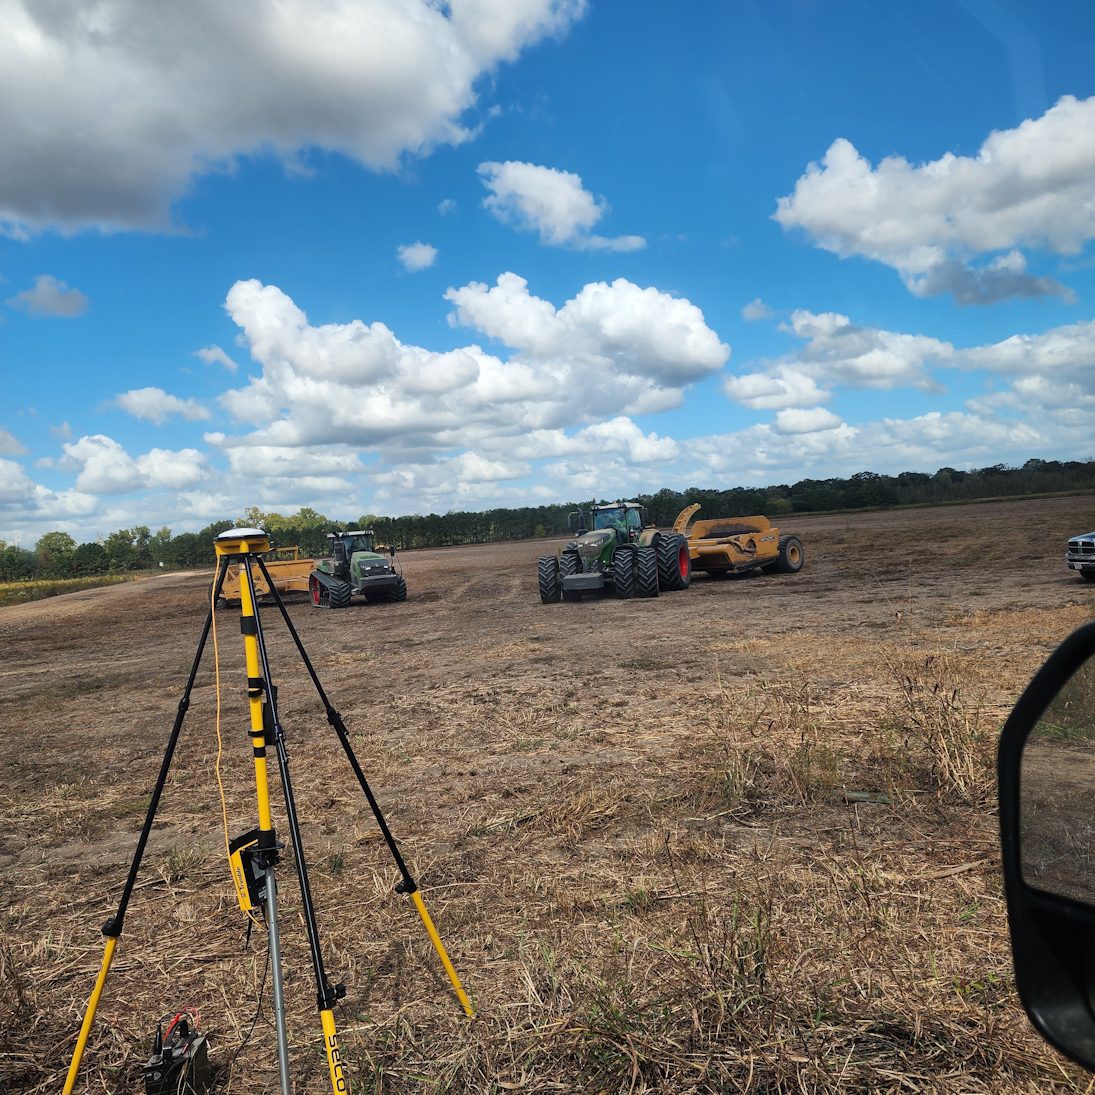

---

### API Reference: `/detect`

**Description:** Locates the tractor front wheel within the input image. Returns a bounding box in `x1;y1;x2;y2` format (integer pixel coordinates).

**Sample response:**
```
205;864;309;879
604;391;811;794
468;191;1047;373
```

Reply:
538;556;561;603
613;548;636;599
656;533;691;591
390;575;408;601
637;546;659;598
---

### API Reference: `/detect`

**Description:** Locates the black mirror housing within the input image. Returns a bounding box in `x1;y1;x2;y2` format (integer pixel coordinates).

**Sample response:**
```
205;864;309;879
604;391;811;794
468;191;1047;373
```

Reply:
1000;620;1095;1071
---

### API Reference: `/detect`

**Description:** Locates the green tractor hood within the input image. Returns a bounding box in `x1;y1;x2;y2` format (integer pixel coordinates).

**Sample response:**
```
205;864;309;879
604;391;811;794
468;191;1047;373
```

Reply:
572;529;617;567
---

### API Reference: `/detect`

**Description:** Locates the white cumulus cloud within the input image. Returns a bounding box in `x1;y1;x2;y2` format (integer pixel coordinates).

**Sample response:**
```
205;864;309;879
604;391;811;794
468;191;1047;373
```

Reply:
6;274;88;317
115;387;211;424
195;345;238;372
773;407;843;435
724;365;829;410
215;275;727;466
478;160;645;251
0;0;586;236
775;94;1095;303
397;241;438;271
742;298;773;322
0;429;28;456
61;435;207;494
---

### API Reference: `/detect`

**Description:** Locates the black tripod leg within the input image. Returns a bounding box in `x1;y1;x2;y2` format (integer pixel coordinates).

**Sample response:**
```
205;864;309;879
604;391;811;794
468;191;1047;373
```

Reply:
62;559;229;1094
256;559;474;1016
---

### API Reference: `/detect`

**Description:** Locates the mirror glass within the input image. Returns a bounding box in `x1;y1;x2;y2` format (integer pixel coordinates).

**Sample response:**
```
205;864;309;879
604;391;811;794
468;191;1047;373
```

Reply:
1021;654;1095;902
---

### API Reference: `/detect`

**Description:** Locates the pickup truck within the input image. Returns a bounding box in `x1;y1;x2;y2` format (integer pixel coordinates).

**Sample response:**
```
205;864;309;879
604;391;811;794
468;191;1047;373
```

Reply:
1066;531;1095;580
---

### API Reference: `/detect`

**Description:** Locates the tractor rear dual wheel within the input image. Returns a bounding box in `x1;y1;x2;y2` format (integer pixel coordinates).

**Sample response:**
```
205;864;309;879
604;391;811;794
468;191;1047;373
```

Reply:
656;533;691;591
636;546;659;597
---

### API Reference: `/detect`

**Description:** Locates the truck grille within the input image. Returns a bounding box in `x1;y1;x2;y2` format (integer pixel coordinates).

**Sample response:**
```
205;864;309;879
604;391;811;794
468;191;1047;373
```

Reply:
1068;539;1095;556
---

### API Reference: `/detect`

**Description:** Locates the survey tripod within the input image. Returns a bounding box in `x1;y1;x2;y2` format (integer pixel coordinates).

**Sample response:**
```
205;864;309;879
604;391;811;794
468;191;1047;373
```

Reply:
63;527;473;1095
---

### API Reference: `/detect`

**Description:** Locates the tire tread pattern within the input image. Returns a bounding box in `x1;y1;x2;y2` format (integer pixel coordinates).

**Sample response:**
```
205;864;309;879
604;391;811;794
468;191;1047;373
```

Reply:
613;548;636;599
656;533;689;592
637;547;659;597
329;578;352;608
538;555;561;603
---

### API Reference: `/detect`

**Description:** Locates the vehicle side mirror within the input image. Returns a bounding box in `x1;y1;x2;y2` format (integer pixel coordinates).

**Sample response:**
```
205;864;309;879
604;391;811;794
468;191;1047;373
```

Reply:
1000;620;1095;1071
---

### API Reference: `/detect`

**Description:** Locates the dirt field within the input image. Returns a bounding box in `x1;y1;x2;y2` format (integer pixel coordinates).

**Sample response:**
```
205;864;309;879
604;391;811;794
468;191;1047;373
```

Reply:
4;495;1095;1093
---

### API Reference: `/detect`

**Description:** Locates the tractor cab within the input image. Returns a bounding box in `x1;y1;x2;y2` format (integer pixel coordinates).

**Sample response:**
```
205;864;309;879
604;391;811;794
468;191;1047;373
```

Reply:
329;529;377;566
591;503;647;545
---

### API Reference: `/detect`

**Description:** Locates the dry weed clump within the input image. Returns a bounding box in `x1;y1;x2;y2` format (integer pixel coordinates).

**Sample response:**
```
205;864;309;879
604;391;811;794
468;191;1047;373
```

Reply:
874;650;996;806
700;671;847;816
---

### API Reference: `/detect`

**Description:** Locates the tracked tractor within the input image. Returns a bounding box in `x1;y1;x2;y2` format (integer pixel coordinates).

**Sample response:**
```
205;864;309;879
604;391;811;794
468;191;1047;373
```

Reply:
308;529;407;608
537;501;691;603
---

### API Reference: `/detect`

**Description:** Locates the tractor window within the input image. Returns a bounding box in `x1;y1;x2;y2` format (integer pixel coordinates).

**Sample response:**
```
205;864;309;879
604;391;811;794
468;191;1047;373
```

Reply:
593;509;626;532
626;509;642;531
346;534;374;554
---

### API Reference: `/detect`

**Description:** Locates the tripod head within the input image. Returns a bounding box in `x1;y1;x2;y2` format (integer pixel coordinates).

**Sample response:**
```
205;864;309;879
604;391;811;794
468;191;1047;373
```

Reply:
214;527;271;557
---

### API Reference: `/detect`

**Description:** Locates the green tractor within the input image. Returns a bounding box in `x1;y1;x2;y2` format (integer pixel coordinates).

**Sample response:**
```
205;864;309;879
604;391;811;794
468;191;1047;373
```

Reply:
537;500;691;604
308;529;407;608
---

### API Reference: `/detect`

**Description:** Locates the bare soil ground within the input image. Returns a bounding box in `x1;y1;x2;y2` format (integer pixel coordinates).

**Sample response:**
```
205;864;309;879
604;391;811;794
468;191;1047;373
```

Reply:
4;495;1095;1093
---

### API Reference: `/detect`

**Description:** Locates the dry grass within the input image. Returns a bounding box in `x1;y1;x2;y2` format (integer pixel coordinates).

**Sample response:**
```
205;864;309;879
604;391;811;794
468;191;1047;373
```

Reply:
5;500;1095;1093
2;645;1087;1094
0;575;135;607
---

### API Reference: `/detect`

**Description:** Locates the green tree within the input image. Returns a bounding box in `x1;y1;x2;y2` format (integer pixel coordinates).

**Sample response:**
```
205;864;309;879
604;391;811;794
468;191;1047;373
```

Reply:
0;545;36;581
149;526;173;565
103;529;136;571
73;541;109;575
35;531;77;577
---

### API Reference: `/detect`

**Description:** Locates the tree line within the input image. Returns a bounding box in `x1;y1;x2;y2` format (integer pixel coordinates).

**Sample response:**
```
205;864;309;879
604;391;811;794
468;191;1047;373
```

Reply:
3;457;1094;582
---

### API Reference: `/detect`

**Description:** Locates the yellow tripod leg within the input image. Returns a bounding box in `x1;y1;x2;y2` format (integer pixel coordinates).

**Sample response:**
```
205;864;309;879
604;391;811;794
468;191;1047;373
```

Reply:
320;1009;348;1092
62;935;118;1095
411;890;475;1017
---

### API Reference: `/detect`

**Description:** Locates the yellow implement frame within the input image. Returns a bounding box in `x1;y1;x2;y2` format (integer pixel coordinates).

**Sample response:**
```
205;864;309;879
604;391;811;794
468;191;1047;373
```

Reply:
220;545;313;603
673;505;785;574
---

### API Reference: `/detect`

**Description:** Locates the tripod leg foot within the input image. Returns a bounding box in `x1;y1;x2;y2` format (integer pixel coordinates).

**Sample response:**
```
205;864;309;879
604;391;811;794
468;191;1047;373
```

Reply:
62;935;118;1095
411;891;475;1018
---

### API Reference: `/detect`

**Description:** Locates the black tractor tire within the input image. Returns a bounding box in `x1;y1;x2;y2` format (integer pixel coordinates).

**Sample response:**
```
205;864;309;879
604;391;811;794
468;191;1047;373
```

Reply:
613;547;636;599
559;551;581;577
309;574;328;608
771;535;804;574
389;575;408;602
656;533;691;591
328;578;353;608
636;546;659;598
538;556;561;603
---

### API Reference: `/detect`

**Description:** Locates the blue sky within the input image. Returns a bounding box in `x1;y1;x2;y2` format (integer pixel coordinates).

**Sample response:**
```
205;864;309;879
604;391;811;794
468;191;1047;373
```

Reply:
2;0;1094;544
